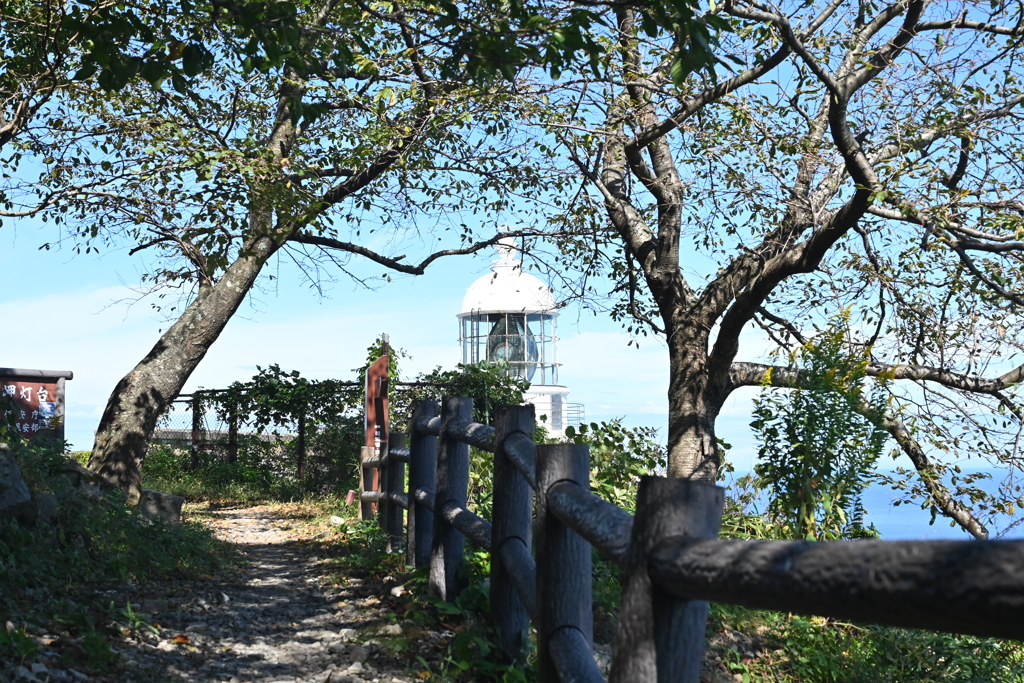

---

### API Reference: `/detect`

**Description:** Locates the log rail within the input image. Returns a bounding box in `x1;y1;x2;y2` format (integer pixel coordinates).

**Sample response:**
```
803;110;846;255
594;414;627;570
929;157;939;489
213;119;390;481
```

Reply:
368;397;1024;682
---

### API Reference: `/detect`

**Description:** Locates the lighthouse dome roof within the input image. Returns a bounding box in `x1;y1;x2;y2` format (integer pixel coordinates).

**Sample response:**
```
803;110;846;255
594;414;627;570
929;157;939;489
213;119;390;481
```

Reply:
458;238;558;316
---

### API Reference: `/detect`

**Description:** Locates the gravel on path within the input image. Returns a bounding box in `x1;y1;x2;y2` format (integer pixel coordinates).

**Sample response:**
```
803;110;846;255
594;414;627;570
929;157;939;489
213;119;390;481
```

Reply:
17;505;447;683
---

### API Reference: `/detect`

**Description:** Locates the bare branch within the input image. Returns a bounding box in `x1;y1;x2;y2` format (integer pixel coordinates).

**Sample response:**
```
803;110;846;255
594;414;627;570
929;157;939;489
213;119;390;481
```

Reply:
756;306;808;345
287;229;554;275
916;17;1024;36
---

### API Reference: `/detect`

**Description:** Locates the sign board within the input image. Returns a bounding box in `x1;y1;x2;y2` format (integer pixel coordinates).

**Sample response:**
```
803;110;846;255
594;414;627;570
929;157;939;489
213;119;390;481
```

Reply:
0;368;73;442
361;353;389;519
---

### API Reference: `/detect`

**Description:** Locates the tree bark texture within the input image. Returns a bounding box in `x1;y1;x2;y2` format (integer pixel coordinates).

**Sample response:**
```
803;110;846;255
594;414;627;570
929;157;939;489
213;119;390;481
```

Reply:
665;325;730;482
88;234;282;502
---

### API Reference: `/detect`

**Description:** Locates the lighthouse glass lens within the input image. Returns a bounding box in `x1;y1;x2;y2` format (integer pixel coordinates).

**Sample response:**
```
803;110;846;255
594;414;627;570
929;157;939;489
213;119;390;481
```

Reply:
485;314;540;382
460;312;558;385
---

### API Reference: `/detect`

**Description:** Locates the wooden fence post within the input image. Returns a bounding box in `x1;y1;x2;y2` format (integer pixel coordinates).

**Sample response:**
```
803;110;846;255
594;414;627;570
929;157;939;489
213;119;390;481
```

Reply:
297;411;307;484
378;426;389;533
408;400;437;569
609;476;724;683
386;432;406;552
227;400;238;464
360;445;375;520
430;396;472;601
536;443;593;683
491;405;535;661
191;392;202;471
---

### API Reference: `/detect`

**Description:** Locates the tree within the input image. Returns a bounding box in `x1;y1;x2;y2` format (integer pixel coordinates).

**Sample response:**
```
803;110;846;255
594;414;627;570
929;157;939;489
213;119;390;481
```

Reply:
11;0;571;503
751;319;888;540
536;0;1024;537
3;0;723;503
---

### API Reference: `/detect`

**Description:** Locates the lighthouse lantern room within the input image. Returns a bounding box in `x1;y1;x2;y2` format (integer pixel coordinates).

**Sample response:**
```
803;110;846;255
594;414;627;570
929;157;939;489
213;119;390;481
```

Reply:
457;238;579;435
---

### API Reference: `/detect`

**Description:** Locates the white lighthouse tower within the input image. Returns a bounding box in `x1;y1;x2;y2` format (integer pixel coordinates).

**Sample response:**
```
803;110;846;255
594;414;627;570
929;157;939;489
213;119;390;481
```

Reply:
457;238;580;436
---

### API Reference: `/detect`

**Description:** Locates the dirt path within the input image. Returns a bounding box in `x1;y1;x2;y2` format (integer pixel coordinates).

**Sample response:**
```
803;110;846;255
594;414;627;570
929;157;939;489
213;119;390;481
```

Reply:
86;506;443;683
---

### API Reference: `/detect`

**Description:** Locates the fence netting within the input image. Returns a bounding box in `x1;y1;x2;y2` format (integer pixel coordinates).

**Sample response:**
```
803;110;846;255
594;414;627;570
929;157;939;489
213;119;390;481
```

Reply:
151;392;364;495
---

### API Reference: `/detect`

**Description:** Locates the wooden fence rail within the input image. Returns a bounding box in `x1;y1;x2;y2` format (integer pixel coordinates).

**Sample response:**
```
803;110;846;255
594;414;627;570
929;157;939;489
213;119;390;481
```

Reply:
355;396;1024;682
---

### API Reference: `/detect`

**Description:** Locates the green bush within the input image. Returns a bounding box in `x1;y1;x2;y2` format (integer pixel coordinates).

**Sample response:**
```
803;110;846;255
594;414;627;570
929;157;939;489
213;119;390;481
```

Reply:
565;420;666;512
144;441;308;502
0;437;230;618
143;413;364;503
751;318;887;541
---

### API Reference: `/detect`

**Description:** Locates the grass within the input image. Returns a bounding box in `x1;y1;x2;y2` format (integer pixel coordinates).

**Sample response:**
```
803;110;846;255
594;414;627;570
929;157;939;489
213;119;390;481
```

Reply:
0;437;235;677
141;443;309;503
706;604;1024;682
141;442;360;504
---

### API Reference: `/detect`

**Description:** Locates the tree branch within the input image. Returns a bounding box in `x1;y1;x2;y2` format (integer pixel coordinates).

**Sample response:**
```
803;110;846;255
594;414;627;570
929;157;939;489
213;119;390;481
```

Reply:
626;44;792;151
287;229;553;275
916;16;1024;36
756;306;808;345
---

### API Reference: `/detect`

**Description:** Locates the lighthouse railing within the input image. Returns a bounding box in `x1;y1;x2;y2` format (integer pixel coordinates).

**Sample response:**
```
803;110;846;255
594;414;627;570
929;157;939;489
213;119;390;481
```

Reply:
387;396;1024;683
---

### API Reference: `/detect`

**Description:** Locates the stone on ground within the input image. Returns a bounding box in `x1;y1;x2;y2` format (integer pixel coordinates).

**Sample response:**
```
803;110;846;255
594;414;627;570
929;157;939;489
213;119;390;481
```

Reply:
0;444;32;519
139;489;185;524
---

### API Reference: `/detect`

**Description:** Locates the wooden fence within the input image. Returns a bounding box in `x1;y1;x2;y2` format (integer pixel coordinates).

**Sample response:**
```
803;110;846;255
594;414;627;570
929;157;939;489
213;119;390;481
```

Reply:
359;397;1024;682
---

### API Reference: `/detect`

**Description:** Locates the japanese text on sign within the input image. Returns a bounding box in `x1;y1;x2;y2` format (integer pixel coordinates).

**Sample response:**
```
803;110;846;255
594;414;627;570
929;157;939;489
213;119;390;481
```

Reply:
1;379;58;438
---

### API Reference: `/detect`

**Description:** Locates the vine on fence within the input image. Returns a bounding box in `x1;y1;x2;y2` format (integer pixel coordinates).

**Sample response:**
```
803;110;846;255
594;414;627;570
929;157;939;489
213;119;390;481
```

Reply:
172;342;532;498
213;364;362;428
394;362;530;430
198;365;364;493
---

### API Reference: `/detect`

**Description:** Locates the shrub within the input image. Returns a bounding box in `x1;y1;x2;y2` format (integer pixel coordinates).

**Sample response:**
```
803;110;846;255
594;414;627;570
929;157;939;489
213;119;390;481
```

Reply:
0;437;230;621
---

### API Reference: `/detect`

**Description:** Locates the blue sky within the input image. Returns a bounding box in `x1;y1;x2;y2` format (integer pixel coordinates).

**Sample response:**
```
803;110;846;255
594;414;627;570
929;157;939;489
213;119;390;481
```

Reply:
1;214;993;539
0;215;701;451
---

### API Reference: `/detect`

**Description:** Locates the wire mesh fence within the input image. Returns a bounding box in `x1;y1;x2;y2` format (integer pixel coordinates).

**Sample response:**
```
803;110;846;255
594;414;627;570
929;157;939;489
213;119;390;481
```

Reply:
150;392;363;495
153;397;299;447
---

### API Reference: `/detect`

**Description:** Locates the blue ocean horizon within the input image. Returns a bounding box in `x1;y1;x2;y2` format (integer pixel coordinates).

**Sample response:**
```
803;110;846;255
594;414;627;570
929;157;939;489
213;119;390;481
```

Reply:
724;469;1022;540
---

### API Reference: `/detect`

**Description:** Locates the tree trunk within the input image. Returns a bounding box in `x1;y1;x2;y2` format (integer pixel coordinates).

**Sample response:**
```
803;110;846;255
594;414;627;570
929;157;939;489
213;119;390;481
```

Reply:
665;324;726;482
88;235;281;503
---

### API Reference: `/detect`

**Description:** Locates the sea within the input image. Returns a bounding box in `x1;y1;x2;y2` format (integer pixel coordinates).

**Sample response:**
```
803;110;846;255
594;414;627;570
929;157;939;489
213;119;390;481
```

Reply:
726;469;1022;540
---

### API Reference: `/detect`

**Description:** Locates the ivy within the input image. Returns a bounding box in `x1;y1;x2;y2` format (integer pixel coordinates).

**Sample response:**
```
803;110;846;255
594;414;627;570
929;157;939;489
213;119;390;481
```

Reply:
393;362;530;430
210;364;361;433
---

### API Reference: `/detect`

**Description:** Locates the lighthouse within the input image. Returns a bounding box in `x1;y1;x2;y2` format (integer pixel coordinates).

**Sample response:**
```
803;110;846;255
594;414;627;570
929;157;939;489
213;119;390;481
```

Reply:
457;238;581;435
